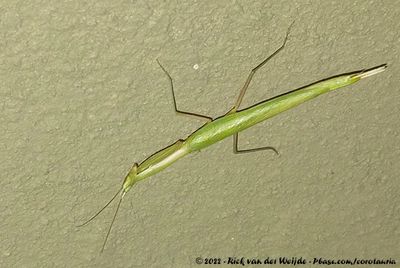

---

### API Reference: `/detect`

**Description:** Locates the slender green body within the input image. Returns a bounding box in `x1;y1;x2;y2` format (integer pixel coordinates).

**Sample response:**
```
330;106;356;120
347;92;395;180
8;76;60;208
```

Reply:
122;65;386;192
80;63;386;253
78;22;387;253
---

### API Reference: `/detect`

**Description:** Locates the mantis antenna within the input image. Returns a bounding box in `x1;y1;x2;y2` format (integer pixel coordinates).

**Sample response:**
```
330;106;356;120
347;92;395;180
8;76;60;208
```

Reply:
77;188;126;253
77;188;123;227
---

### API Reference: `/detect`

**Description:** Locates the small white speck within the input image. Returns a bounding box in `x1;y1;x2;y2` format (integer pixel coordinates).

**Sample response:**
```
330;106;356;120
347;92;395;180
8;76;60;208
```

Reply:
193;64;199;70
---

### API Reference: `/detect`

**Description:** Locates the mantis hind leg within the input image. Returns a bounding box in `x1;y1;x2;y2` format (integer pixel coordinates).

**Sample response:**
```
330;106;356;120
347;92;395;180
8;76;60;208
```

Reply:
233;132;279;155
229;21;293;113
231;22;294;155
157;59;213;122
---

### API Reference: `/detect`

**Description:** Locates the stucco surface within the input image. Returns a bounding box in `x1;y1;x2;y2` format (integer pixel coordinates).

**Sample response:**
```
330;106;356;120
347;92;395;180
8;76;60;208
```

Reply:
0;1;399;267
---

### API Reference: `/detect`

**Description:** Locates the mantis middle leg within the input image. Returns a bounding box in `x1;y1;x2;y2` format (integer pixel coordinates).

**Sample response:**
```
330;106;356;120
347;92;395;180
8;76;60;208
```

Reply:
157;59;213;122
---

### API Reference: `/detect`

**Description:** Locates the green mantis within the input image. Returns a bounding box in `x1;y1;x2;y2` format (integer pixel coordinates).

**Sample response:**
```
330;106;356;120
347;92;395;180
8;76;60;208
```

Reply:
79;25;387;252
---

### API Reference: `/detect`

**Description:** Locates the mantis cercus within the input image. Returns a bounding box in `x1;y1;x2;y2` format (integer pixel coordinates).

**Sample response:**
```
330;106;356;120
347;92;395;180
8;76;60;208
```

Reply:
79;25;387;252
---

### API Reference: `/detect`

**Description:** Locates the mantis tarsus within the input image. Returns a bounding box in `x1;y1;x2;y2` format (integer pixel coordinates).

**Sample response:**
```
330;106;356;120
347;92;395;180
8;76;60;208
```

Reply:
78;25;387;252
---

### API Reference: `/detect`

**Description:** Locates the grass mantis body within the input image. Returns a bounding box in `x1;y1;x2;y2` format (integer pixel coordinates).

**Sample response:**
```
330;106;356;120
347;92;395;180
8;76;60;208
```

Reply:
79;26;387;252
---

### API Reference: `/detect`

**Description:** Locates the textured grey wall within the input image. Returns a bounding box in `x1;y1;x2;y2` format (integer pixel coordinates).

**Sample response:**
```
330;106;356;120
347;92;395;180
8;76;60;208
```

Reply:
1;1;398;267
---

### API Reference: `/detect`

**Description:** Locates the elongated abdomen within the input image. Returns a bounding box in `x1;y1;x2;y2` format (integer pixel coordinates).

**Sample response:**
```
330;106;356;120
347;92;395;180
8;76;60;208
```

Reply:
185;65;386;152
